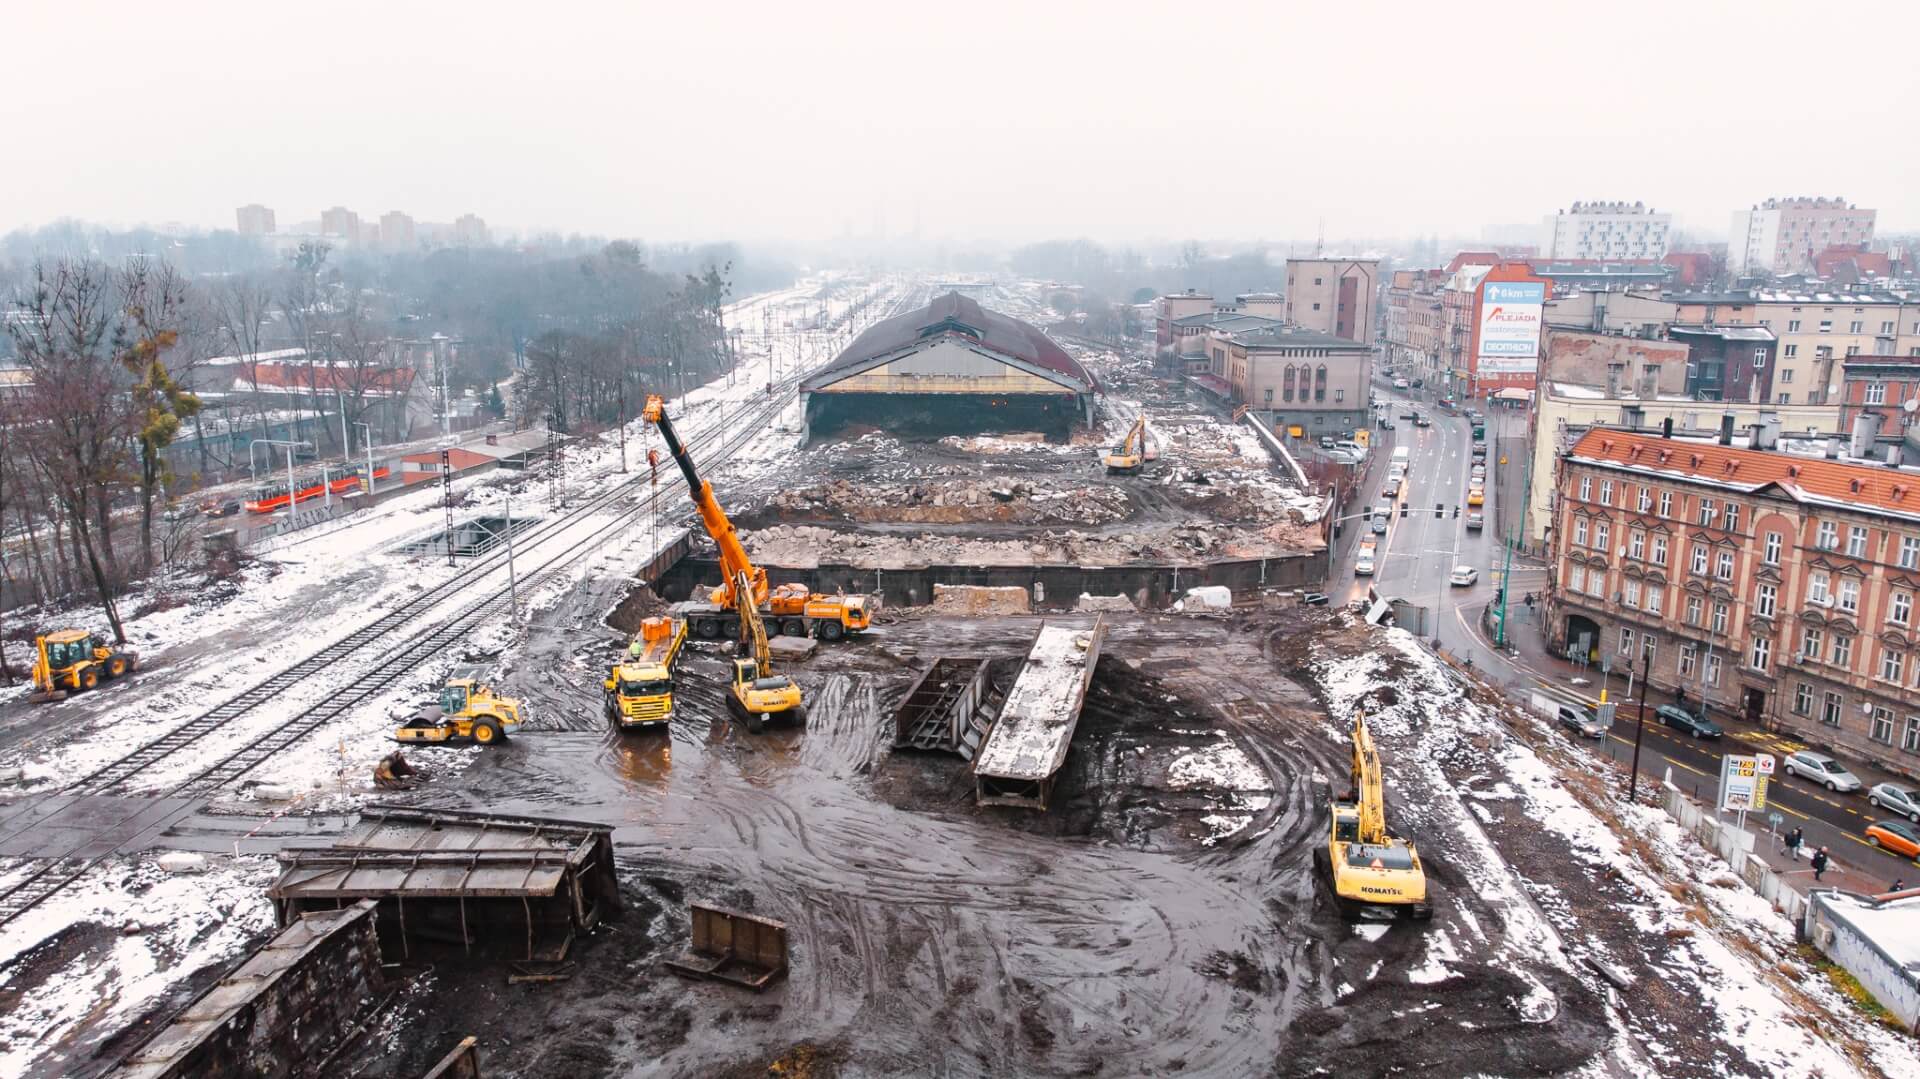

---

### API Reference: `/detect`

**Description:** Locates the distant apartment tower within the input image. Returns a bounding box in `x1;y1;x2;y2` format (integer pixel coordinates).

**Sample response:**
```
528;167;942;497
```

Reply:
380;211;416;250
1283;258;1378;346
1731;197;1877;276
320;206;360;239
235;204;276;235
1541;201;1672;260
451;213;488;246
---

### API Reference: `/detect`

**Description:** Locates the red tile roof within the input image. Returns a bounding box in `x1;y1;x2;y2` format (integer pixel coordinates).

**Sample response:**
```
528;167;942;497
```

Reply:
1566;429;1920;522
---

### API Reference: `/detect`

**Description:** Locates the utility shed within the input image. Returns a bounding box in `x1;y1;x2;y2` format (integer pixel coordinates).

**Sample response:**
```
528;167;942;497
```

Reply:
1805;889;1920;1032
798;292;1097;441
115;901;383;1079
268;804;619;962
972;617;1106;810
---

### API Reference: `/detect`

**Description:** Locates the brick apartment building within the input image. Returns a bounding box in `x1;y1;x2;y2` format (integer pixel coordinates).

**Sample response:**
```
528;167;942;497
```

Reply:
1547;427;1920;778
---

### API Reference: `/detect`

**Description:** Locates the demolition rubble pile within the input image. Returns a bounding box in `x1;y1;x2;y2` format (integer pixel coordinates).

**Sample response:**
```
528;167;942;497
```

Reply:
767;476;1130;526
741;519;1322;569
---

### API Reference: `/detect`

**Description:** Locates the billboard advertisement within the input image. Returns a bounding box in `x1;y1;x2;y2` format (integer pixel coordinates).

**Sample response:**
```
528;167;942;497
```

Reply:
1476;280;1546;375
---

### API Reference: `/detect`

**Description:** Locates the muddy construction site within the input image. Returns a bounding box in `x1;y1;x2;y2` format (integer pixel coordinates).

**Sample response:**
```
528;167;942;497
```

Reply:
347;605;1611;1078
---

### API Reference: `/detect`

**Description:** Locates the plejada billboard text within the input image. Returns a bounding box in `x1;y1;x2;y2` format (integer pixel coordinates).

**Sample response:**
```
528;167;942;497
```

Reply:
1476;281;1546;375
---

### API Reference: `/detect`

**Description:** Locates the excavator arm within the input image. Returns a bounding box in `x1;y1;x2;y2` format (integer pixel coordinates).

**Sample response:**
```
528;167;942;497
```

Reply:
644;394;768;611
1352;712;1387;845
1123;414;1145;456
735;569;773;676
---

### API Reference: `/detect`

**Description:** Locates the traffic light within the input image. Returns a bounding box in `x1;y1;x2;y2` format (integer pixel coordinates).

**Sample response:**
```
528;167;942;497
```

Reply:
1452;505;1460;518
1434;502;1443;518
1400;504;1409;518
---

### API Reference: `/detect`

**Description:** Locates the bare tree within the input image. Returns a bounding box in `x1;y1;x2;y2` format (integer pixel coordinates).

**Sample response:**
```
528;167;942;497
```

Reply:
118;259;201;573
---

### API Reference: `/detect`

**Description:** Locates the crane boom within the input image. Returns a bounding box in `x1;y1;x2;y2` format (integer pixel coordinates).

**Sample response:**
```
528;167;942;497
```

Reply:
643;394;767;611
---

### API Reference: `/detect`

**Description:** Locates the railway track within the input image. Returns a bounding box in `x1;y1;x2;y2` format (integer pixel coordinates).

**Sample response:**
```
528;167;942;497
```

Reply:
0;281;917;929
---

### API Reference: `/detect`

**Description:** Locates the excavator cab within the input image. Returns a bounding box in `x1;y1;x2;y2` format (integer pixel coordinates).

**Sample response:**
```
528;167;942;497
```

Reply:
1105;414;1147;475
394;669;524;746
30;629;138;703
728;658;803;734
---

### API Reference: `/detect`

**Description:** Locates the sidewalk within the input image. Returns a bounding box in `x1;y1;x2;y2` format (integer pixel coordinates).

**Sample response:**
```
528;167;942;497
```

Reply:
1461;599;1920;901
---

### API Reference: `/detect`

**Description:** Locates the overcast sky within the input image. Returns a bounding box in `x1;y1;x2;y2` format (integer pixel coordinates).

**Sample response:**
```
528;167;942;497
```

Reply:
5;1;1917;248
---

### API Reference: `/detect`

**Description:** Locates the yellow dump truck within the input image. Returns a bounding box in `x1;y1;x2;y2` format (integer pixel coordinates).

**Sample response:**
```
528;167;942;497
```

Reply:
604;616;688;730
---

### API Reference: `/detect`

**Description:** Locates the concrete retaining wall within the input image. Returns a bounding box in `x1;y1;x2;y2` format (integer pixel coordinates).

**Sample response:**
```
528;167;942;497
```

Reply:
1660;782;1806;923
655;552;1322;610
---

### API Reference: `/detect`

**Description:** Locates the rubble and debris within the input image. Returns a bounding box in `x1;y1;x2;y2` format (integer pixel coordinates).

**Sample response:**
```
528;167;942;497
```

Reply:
891;656;993;757
931;584;1031;614
1073;593;1135;612
974;617;1108;810
769;476;1129;526
665;904;790;990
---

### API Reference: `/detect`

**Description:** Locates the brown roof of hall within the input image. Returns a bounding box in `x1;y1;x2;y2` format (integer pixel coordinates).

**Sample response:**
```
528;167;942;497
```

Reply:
1565;428;1920;521
817;292;1093;389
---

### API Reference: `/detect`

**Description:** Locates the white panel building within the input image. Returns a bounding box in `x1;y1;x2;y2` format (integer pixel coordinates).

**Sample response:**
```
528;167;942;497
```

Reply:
1730;197;1876;275
1540;201;1672;260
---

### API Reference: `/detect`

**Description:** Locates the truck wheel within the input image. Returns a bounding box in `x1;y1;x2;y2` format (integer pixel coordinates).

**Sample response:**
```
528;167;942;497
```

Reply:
818;620;844;642
473;720;502;745
697;619;721;639
107;655;129;678
782;619;805;637
79;667;100;691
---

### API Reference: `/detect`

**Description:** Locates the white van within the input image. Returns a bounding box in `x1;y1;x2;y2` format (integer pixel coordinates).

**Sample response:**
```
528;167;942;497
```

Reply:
1391;446;1411;466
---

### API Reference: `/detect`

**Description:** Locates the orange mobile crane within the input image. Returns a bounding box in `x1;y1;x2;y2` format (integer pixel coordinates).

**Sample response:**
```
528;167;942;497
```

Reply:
643;394;873;643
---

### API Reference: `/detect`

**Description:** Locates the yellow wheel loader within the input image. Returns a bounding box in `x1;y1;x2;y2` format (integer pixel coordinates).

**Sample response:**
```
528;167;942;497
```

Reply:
394;669;524;746
29;630;139;703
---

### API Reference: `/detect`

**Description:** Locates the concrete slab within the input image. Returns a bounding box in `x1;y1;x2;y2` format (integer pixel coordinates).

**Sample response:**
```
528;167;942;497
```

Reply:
973;617;1106;809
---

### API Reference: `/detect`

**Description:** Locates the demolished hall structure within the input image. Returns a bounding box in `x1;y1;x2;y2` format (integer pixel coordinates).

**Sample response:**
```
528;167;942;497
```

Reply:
798;291;1099;440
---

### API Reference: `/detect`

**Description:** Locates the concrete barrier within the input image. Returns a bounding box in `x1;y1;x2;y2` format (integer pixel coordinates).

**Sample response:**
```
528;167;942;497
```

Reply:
1661;781;1806;923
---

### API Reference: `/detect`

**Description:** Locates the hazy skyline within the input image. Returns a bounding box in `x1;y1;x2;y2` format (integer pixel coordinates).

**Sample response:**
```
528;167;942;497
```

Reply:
6;1;1918;248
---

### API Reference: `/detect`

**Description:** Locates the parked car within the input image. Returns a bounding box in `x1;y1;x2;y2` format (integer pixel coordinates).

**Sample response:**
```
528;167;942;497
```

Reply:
1783;750;1864;792
1470;466;1487;482
1868;782;1920;822
1467;487;1485;506
1448;565;1477;587
1465;511;1484;530
1865;819;1920;860
1654;704;1723;739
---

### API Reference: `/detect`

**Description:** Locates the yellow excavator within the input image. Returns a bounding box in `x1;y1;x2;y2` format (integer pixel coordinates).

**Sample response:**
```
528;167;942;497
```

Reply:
724;568;804;733
1317;710;1432;921
603;615;688;730
393;669;524;746
642;394;871;642
29;630;139;703
1105;413;1147;475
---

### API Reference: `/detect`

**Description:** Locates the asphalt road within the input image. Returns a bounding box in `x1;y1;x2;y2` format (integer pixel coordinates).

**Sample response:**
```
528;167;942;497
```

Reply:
1336;383;1920;889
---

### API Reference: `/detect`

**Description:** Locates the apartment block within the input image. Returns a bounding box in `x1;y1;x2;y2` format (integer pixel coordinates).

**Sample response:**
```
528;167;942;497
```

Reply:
1547;427;1920;778
1541;201;1672;260
1670;289;1920;406
1283;258;1377;346
1731;197;1876;276
235;204;276;235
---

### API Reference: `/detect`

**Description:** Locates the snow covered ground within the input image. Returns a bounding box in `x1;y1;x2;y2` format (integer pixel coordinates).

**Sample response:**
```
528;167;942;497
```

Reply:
1301;620;1920;1077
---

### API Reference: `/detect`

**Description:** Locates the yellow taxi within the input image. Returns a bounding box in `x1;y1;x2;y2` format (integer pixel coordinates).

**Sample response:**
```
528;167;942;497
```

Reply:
1467;486;1485;507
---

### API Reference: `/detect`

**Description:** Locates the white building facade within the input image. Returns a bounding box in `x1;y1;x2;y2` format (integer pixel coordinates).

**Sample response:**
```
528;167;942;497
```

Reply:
1541;201;1673;260
1730;197;1877;276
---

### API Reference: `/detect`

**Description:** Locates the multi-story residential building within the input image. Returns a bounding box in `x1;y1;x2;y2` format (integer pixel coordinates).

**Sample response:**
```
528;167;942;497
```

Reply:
1384;269;1447;382
450;213;489;246
380;211;416;249
1544;289;1678;337
1541;201;1672;260
1522;394;1839;552
1283;258;1378;346
1666;325;1777;403
235;204;276;235
1731;197;1877;276
1216;325;1371;435
319;206;360;239
1547;426;1920;777
1670;289;1920;406
1836;358;1920;444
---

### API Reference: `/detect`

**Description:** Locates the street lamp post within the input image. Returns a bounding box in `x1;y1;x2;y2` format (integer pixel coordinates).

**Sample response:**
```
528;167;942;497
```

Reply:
1628;649;1652;803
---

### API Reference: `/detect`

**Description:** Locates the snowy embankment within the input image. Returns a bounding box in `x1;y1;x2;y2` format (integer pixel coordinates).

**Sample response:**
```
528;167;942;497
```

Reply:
1304;623;1920;1077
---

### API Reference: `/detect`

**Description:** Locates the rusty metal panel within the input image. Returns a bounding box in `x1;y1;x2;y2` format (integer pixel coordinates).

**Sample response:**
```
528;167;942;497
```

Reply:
972;617;1105;809
666;904;789;990
891;656;988;752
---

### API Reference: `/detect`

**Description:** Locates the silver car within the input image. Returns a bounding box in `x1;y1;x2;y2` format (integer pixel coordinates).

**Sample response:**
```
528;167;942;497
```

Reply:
1868;782;1920;822
1783;750;1864;792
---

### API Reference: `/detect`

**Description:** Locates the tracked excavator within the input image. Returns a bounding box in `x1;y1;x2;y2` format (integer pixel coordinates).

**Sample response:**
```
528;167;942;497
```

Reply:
723;568;804;733
642;394;872;642
1316;710;1432;921
1104;413;1147;475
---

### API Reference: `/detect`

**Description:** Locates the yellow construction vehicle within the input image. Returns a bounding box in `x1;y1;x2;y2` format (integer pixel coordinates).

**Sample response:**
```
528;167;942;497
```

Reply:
724;569;804;734
1105;413;1147;475
393;668;524;746
603;615;688;730
29;629;138;703
642;394;872;642
1317;710;1432;921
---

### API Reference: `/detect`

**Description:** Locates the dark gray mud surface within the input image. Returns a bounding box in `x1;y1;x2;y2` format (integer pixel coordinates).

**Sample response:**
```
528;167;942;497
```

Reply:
339;611;1610;1078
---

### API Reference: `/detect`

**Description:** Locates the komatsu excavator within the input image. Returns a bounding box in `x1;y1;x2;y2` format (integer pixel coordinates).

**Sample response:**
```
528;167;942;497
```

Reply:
1317;710;1432;920
1104;413;1147;475
643;394;872;642
723;568;804;733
